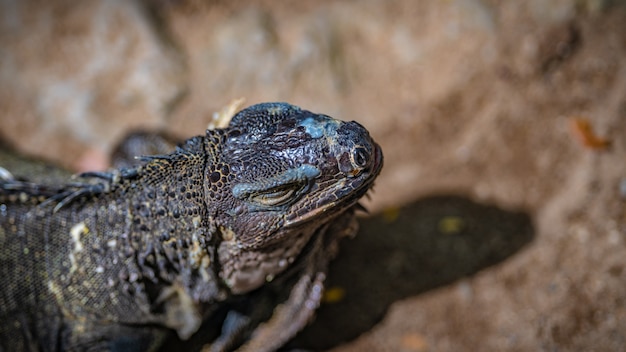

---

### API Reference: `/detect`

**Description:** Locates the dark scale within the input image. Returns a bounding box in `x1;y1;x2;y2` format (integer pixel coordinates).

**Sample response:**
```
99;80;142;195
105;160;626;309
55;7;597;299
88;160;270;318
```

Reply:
209;172;221;183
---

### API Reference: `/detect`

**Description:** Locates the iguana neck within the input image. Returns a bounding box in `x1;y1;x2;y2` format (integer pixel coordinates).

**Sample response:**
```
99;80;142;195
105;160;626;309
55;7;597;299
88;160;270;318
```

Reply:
98;136;221;303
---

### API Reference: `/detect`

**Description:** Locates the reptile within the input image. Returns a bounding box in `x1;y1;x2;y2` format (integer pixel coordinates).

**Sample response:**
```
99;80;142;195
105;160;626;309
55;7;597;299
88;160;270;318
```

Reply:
0;102;383;352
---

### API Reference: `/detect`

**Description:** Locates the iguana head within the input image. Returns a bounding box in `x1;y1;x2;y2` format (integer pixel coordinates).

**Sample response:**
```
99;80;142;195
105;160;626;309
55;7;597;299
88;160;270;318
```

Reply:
205;102;382;292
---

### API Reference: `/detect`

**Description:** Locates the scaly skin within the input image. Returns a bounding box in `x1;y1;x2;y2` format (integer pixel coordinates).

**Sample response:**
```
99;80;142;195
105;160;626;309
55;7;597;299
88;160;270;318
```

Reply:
0;102;383;351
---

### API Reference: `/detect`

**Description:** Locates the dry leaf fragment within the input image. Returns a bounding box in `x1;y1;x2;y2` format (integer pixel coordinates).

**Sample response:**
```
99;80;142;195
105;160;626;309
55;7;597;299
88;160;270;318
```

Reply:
569;117;611;150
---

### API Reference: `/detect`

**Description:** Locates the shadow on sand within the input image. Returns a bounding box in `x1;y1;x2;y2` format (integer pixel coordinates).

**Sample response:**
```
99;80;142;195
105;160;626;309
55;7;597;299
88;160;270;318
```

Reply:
288;194;535;350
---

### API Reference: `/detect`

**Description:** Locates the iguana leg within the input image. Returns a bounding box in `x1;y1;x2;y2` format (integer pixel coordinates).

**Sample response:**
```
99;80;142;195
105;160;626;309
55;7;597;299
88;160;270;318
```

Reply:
236;212;358;352
202;233;328;352
238;271;327;352
235;233;329;352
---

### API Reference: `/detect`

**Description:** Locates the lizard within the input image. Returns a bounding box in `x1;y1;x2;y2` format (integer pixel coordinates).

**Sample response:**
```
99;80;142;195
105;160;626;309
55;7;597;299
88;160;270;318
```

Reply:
0;102;383;352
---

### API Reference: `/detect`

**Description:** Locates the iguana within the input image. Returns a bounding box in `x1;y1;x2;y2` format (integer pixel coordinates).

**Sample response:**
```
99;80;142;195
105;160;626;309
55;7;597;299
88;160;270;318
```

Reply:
0;102;383;352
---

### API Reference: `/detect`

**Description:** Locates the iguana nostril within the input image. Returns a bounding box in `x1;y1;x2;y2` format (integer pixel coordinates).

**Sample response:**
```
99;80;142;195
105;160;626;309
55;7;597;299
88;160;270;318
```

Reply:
351;147;370;169
337;147;371;178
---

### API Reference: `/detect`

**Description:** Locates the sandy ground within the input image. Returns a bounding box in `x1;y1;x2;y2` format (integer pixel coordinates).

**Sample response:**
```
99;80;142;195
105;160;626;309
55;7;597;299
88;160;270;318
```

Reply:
1;1;626;351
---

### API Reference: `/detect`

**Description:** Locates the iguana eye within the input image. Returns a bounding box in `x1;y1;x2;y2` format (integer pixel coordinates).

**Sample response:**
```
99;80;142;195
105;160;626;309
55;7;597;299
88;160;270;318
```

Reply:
250;187;297;207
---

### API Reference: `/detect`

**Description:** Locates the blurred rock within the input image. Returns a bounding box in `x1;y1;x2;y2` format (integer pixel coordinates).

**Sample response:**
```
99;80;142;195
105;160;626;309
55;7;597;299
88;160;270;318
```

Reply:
0;0;186;169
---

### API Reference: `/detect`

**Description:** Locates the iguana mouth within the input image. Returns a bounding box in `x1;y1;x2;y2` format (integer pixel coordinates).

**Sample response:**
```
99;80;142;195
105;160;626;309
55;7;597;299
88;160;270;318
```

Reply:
284;143;383;228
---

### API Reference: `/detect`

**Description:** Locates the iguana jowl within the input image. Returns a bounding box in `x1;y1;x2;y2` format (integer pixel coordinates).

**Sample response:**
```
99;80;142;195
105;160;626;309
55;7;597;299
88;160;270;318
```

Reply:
0;102;383;351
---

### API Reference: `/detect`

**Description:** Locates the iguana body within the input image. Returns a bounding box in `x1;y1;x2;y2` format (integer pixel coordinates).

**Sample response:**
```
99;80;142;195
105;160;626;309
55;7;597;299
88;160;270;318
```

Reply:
0;103;383;351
